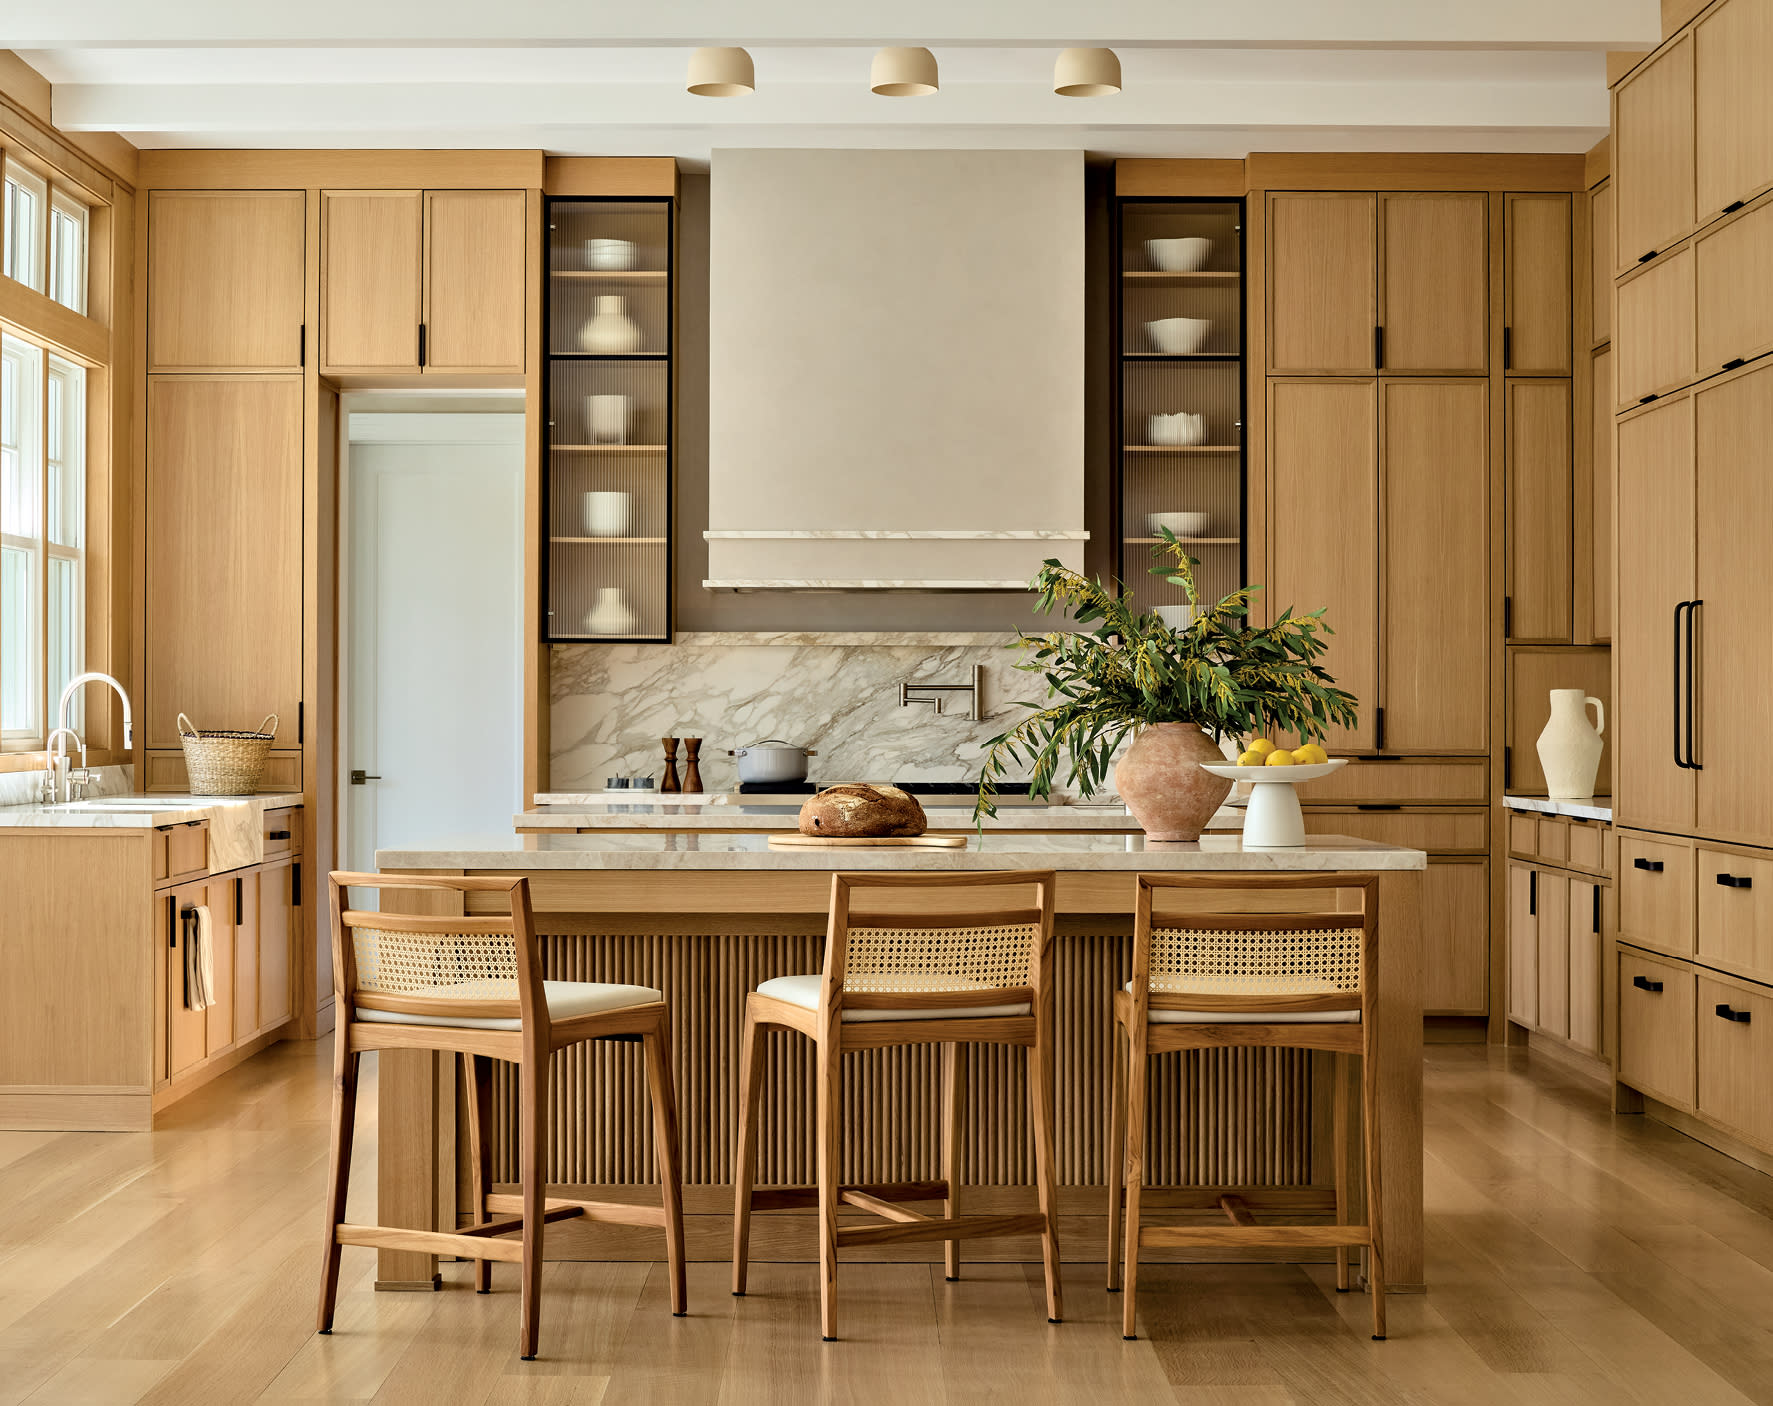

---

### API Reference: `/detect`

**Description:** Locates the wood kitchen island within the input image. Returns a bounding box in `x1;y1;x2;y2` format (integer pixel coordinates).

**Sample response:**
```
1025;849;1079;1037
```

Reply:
373;832;1427;1291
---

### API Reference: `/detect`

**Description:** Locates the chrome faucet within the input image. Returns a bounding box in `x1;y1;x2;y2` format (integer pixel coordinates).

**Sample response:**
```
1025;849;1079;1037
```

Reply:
40;672;134;804
897;665;984;721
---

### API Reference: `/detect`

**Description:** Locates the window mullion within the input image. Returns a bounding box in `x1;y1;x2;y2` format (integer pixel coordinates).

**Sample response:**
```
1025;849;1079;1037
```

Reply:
35;348;48;746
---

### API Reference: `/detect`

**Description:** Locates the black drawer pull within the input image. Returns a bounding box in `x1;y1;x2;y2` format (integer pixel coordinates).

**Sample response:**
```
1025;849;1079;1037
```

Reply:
268;830;291;841
1639;393;1660;405
1632;975;1664;993
1638;249;1658;263
1723;357;1747;371
1356;803;1403;811
1634;857;1665;872
1716;1003;1752;1024
1716;873;1753;889
1724;199;1747;214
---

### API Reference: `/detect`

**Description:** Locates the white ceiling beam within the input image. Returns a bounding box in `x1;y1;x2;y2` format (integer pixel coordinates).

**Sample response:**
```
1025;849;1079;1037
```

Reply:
12;0;1659;49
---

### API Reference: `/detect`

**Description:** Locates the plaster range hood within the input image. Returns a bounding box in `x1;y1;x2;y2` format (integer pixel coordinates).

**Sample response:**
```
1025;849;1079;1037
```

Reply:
704;148;1087;592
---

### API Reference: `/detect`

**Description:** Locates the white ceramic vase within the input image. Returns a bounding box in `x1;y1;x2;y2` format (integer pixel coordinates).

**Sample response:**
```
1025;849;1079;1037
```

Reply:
582;491;632;537
586;393;629;444
578;295;642;353
1536;689;1605;800
584;587;637;636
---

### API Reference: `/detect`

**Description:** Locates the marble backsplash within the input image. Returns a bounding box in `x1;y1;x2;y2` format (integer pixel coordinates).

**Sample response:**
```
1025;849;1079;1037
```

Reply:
0;763;134;806
551;632;1074;795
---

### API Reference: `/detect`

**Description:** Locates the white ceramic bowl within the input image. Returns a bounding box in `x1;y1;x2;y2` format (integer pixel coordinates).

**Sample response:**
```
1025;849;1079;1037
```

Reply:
1148;511;1210;539
1147;412;1208;446
1146;237;1211;272
582;490;633;537
587;238;636;270
1146;317;1211;354
1200;758;1347;783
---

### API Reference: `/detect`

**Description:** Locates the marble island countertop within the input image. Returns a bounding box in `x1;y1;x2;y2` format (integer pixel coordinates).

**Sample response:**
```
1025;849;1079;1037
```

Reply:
1503;794;1612;822
382;831;1424;872
515;796;1245;833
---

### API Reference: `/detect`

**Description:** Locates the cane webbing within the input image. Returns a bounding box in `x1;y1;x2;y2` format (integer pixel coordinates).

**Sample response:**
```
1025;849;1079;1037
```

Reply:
1146;924;1363;997
844;923;1038;996
353;926;519;1005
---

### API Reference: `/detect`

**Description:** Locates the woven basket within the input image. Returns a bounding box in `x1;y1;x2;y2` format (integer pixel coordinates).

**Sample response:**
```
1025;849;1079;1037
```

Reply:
177;712;278;795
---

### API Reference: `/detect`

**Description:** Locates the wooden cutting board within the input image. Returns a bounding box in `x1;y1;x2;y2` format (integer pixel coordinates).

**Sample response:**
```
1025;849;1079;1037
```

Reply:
767;833;968;849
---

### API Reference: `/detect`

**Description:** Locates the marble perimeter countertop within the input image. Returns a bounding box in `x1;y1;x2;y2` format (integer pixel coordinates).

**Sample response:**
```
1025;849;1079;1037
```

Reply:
1502;795;1612;822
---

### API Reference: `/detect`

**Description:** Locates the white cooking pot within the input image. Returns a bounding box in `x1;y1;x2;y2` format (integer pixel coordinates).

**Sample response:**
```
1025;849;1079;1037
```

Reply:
727;739;817;784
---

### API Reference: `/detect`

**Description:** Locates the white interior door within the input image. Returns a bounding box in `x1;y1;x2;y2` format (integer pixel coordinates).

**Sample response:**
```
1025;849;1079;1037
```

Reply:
345;411;523;873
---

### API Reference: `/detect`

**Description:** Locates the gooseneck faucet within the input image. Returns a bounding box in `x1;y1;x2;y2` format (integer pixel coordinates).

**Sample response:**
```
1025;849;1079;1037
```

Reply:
40;672;134;804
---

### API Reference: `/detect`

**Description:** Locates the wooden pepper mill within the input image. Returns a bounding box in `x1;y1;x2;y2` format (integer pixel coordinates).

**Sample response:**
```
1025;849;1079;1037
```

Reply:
682;737;703;795
660;737;681;793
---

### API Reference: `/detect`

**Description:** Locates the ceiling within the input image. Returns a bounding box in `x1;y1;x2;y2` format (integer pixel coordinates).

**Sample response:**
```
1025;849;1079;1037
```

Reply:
15;0;1658;160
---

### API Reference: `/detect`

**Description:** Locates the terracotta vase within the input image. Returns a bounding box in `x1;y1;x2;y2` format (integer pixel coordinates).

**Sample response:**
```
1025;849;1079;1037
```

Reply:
1112;722;1233;842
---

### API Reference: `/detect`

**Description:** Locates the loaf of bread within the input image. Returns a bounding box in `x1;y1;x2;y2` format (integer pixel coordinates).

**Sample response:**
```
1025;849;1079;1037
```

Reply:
798;784;928;838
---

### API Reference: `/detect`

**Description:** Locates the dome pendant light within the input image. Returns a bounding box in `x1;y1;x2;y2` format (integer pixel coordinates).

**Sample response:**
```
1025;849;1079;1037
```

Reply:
870;46;939;96
687;46;755;97
1053;47;1122;97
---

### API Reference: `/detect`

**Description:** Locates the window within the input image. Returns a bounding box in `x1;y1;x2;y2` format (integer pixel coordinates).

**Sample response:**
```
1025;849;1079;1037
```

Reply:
0;334;84;746
49;191;87;314
3;161;47;294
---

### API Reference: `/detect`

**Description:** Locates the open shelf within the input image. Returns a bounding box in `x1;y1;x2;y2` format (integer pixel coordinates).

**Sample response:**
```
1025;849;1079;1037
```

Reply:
1124;445;1242;455
552;269;668;280
551;444;669;454
1125;537;1240;546
1123;352;1241;361
551;537;669;546
1123;270;1241;282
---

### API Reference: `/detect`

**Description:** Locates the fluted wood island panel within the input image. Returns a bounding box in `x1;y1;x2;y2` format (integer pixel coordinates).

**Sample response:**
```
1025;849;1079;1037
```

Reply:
374;834;1424;1290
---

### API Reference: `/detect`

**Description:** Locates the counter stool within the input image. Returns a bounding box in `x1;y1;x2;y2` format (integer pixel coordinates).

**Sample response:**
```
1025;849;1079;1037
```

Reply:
316;872;686;1360
1107;873;1386;1342
731;870;1062;1341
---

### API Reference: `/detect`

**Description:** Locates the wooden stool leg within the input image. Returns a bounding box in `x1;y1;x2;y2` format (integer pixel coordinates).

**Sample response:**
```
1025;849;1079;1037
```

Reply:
1105;1021;1127;1292
941;1042;964;1282
315;1032;358;1334
644;1012;688;1317
464;1053;495;1295
731;1008;765;1296
1361;1048;1387;1341
1121;1027;1150;1341
1030;1024;1063;1324
518;1050;549;1361
817;1033;842;1342
1332;1052;1351;1294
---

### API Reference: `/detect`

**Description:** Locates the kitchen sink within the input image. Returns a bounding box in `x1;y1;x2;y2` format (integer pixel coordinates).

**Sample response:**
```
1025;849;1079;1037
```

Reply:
48;794;219;810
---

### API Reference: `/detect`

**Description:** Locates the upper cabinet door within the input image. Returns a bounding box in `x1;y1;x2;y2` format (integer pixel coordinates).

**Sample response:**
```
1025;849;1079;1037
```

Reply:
321;190;423;374
1615;245;1696;407
148;191;306;372
1694;195;1773;376
1506;380;1574;643
1267;193;1376;374
1504;194;1573;375
1381;379;1489;752
1592;345;1614;644
1614;35;1696;271
1379;193;1488;374
423;189;527;374
1696;0;1773;223
1591;182;1614;346
1268;379;1378;751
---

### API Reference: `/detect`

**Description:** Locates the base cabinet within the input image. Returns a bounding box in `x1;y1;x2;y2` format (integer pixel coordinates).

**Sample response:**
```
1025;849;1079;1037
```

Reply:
1506;816;1610;1059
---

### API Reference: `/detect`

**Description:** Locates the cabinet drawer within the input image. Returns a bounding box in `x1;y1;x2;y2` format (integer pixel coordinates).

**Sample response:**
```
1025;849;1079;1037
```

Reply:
1618;833;1695;955
1509;813;1539;858
1568;820;1607;874
1616;245;1696;407
1618;949;1696;1106
263;808;301;858
1697;846;1773;982
1697;975;1773;1147
1537;818;1570;864
1301;759;1488;805
153;823;209;883
1305;808;1487;854
1695;194;1773;376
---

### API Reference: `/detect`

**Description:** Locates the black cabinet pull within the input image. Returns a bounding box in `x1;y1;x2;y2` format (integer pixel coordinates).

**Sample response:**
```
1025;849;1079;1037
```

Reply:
1503;595;1513;638
235;878;244;925
1593;885;1601;934
1374;706;1385;751
1724;357;1747;371
1504;745;1512;788
1673;601;1688;769
1638;249;1658;263
298;323;306;367
1634;857;1665;872
293;861;302;905
167;899;177;949
1503;326;1512;371
1357;803;1403;811
1639;393;1660;404
1724;199;1746;214
268;830;291;841
1685;600;1701;770
1633;974;1664;992
418;324;427;367
1374;325;1385;369
1529;869;1537;916
1716;873;1753;889
298;701;305;745
1716;1003;1752;1024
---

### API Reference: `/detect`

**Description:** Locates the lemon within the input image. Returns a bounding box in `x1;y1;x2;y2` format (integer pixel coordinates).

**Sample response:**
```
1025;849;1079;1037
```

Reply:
1247;738;1276;756
1264;749;1297;766
1294;742;1328;765
1236;748;1265;767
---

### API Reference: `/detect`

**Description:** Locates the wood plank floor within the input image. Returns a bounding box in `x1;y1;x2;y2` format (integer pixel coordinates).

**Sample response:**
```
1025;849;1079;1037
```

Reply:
5;1038;1773;1404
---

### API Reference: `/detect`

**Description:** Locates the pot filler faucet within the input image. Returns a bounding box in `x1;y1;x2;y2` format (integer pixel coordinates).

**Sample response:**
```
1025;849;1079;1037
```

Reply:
40;672;134;804
897;665;983;721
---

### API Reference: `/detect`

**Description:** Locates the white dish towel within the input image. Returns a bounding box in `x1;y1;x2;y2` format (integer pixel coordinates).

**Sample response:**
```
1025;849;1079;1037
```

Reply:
184;905;216;1011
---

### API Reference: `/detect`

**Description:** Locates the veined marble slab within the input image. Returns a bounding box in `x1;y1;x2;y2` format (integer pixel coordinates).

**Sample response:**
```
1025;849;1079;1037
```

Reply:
1503;795;1612;822
513;799;1245;833
0;786;304;874
381;831;1424;872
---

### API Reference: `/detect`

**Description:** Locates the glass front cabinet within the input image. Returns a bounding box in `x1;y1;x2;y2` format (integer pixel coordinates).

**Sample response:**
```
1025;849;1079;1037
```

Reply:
543;197;673;642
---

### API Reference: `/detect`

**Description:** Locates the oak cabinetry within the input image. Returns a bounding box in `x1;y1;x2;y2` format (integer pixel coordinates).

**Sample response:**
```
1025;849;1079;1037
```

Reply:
1693;194;1773;374
1697;845;1773;980
1591;181;1614;345
1696;974;1773;1145
1508;863;1539;1024
1694;0;1773;223
258;858;296;1028
147;191;307;372
1614;35;1695;269
1615;246;1695;407
1506;817;1610;1059
320;187;525;375
1504;194;1573;374
1617;947;1697;1105
1505;648;1611;796
1592;346;1614;643
144;377;303;778
1267;193;1376;373
1505;381;1574;642
1379;193;1489;374
1618;831;1696;956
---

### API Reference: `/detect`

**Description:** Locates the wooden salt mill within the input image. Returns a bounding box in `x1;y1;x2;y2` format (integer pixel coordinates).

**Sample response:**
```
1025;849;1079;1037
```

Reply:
660;737;681;792
682;737;703;794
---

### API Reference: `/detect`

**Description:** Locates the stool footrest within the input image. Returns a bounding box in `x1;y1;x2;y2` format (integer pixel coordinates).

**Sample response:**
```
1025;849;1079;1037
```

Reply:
838;1213;1047;1249
485;1193;667;1229
459;1204;586;1238
1110;1186;1339;1213
335;1224;527;1263
747;1179;949;1213
840;1188;929;1224
1139;1224;1372;1249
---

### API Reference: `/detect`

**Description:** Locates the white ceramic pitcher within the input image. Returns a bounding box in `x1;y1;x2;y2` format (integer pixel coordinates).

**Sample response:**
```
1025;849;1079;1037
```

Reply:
1537;688;1605;800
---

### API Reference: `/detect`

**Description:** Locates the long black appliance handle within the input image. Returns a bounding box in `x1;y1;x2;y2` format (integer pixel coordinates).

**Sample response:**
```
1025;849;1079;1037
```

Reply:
1673;601;1689;769
1686;599;1701;770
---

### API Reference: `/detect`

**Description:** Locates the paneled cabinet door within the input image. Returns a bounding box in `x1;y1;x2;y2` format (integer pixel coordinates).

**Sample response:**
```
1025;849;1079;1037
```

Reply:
258;861;294;1029
1508;862;1538;1025
1695;0;1773;223
146;378;304;750
1614;34;1696;270
321;190;423;373
1379;193;1488;374
147;191;306;372
1694;196;1773;377
423;189;527;374
1696;361;1773;844
164;887;208;1079
1267;193;1376;374
1591;182;1613;346
1504;194;1572;375
1615;246;1695;408
203;880;236;1057
1269;379;1378;751
1536;871;1572;1037
1380;380;1488;751
1423;857;1489;1016
1592;345;1614;643
234;872;260;1043
1614;395;1696;833
1505;380;1574;642
1568;879;1603;1055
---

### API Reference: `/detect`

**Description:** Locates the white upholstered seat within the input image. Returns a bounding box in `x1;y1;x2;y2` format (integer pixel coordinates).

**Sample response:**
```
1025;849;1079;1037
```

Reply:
757;973;1031;1022
357;979;662;1031
1124;980;1360;1024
